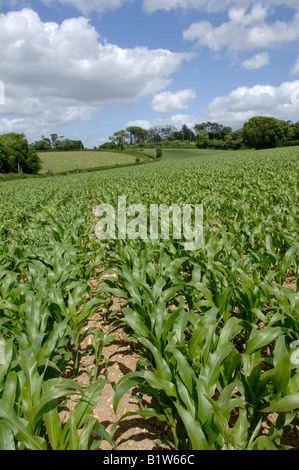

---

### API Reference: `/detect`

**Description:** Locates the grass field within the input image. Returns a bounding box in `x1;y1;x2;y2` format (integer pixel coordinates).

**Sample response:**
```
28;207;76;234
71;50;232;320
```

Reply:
38;146;297;175
38;147;227;175
0;146;298;450
143;147;220;161
144;145;299;162
39;150;139;174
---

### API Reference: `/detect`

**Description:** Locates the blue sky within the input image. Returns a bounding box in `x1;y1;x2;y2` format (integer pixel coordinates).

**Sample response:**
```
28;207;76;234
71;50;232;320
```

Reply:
0;0;299;147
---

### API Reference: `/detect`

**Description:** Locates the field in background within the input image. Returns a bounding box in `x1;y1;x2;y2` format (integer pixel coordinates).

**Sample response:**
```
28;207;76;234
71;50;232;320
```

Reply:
38;145;299;174
39;150;138;174
143;145;299;162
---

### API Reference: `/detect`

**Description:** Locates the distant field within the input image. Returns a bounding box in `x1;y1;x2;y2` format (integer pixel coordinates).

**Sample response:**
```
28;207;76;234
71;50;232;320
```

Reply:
145;145;299;163
39;150;138;174
39;147;298;175
144;147;232;161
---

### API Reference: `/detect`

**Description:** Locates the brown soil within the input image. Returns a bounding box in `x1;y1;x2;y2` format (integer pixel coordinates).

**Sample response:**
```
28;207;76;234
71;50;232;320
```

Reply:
283;275;297;292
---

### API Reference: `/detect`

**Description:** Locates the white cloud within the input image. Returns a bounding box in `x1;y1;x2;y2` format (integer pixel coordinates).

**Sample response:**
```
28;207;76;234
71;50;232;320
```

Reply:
126;81;299;131
125;114;198;130
6;0;299;16
0;8;189;140
40;0;132;15
143;0;299;14
151;89;196;113
124;119;150;130
291;56;299;77
242;52;270;70
203;80;299;126
183;4;299;52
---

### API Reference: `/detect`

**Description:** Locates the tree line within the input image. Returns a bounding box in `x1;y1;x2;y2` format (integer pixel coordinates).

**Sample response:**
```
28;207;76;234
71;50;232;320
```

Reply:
102;117;299;151
0;117;298;174
31;134;84;152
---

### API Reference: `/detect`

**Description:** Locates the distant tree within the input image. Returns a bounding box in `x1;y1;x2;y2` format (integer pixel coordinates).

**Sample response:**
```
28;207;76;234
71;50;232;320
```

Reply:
24;147;42;174
155;146;163;159
172;129;184;141
196;130;209;148
33;135;52;151
126;126;149;144
109;130;129;150
0;140;14;173
98;142;114;150
224;129;243;149
148;127;162;143
50;133;59;149
242;116;289;149
221;126;233;140
43;137;52;149
0;133;41;174
160;125;176;141
32;135;84;152
181;124;195;141
194;123;206;135
288;120;299;140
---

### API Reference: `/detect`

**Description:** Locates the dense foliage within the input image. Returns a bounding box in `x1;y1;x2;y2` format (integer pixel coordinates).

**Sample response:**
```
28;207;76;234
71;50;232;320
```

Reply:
242;117;289;149
0;147;298;450
0;133;41;174
31;133;84;152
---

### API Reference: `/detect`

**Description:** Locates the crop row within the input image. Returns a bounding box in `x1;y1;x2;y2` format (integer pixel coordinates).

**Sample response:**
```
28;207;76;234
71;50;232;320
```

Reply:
0;147;298;449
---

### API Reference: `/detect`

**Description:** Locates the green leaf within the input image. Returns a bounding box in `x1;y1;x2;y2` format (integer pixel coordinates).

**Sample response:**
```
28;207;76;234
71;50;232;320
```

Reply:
251;435;279;450
141;370;177;398
188;307;218;360
120;409;168;423
2;371;17;408
28;378;83;432
68;406;80;450
175;402;210;450
113;379;140;413
167;346;194;394
0;421;15;450
263;393;299;413
204;394;230;446
218;317;242;346
0;399;47;450
279;244;299;278
207;342;234;390
139;337;172;382
43;402;62;450
245;327;282;355
0;338;14;384
273;336;291;394
230;408;249;450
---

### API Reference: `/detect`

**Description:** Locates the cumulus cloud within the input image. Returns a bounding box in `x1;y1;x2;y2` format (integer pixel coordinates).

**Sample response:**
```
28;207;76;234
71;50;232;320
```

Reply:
183;4;299;52
128;80;299;132
0;8;189;140
203;80;299;126
242;52;270;70
151;89;196;113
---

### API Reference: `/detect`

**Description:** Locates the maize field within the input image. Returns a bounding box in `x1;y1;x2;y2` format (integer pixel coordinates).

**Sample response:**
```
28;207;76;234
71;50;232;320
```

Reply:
0;147;298;450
